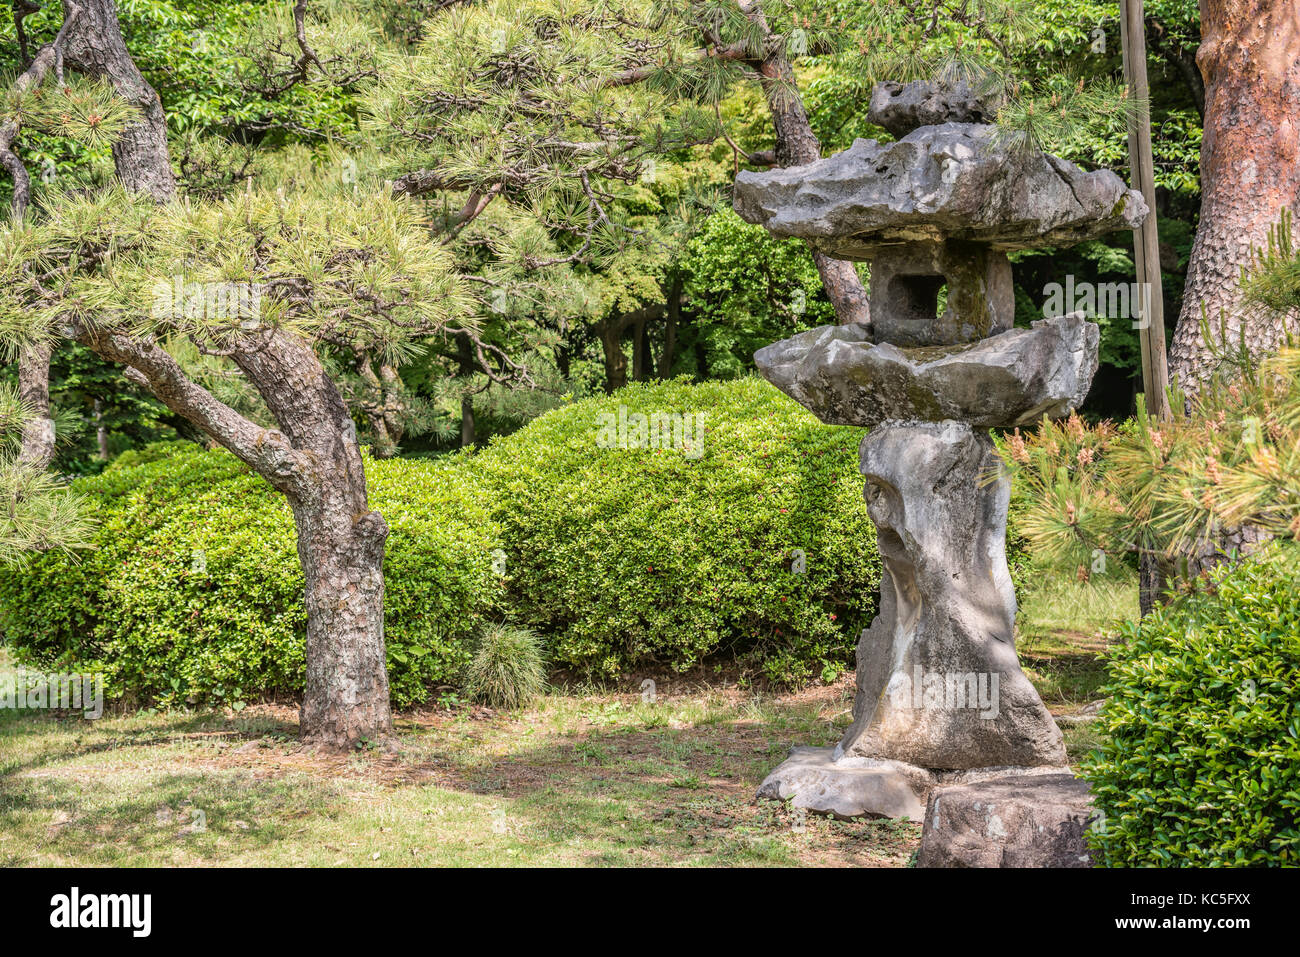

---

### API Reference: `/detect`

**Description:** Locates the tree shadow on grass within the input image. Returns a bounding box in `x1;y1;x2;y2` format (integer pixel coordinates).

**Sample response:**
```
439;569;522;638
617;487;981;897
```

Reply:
0;695;917;866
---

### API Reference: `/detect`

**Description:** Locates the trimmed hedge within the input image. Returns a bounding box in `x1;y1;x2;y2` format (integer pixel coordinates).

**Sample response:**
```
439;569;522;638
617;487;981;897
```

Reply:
0;444;502;709
0;377;883;703
1083;543;1300;866
473;377;879;683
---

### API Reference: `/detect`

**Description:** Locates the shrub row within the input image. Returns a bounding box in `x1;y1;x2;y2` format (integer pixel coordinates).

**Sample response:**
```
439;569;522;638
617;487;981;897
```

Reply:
0;443;500;708
472;377;881;684
0;378;881;704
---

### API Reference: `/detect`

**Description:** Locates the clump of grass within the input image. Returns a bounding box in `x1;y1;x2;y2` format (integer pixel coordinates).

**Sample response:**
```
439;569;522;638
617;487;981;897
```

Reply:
462;623;547;710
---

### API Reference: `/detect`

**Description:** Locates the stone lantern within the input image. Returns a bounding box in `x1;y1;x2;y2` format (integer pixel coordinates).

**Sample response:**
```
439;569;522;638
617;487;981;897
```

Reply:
735;80;1148;819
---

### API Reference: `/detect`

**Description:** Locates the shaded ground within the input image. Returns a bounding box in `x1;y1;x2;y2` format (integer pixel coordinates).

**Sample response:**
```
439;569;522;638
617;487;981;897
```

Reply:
1;573;1134;867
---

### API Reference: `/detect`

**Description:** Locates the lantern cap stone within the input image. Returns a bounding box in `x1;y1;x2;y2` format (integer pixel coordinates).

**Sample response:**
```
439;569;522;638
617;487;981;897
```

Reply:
733;125;1147;258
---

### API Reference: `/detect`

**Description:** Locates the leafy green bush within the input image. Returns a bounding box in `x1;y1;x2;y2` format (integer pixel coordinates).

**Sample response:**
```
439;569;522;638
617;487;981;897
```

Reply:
0;445;502;709
472;377;880;683
1083;543;1300;866
677;207;839;380
463;623;547;709
2;378;892;702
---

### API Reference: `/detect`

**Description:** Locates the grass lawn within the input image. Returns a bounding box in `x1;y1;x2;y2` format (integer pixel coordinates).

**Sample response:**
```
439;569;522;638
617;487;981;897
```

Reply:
0;572;1135;867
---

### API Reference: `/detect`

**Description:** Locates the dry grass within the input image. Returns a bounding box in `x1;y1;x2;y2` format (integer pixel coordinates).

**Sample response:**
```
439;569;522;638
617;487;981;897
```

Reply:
1;573;1130;867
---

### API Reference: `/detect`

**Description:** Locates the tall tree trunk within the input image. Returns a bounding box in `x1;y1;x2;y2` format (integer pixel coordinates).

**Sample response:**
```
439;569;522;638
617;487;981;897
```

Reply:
456;332;476;447
1169;0;1300;393
291;483;391;748
61;0;176;203
659;276;681;379
601;322;628;394
17;341;56;468
734;0;870;327
228;331;393;747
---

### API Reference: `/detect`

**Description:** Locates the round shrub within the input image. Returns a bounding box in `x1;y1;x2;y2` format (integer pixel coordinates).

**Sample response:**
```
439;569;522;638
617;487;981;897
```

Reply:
1083;542;1300;866
0;444;502;709
472;376;881;684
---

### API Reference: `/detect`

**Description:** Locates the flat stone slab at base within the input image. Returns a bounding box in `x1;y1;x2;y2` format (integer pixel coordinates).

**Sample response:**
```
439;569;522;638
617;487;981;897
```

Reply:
756;746;937;820
916;771;1095;868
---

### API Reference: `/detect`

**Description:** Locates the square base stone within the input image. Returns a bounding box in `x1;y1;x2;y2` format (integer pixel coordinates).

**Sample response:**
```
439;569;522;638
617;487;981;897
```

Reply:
916;771;1096;867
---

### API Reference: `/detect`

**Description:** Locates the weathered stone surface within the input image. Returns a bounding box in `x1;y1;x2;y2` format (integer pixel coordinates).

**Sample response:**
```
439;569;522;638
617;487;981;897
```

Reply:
733;126;1147;258
753;313;1098;429
746;78;1109;819
868;79;994;137
835;421;1068;770
917;772;1096;867
756;746;936;820
868;240;1014;345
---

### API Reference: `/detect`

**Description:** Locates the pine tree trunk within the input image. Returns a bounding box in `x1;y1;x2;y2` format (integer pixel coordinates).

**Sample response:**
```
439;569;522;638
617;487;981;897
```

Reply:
17;341;55;468
601;322;628;393
61;0;176;203
82;325;396;752
228;331;394;748
293;494;392;748
1169;0;1300;392
735;0;870;327
9;2;176;467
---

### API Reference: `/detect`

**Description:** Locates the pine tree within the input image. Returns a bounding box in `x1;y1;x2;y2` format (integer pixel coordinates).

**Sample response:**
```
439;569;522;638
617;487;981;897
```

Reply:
0;0;723;748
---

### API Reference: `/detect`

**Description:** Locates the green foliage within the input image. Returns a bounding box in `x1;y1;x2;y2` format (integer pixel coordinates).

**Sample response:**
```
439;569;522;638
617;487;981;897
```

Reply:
678;206;841;378
1242;210;1300;318
0;382;95;565
1000;345;1300;583
0;375;898;700
1083;543;1300;867
472;376;880;684
463;622;548;710
1;184;470;365
9;76;141;150
0;444;502;709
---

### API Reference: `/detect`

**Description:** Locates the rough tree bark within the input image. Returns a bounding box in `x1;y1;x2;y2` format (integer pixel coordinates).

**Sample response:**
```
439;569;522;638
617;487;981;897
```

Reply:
1169;0;1300;393
5;1;178;468
228;331;392;747
16;341;56;467
59;0;177;203
3;15;79;470
78;325;394;747
48;0;391;749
